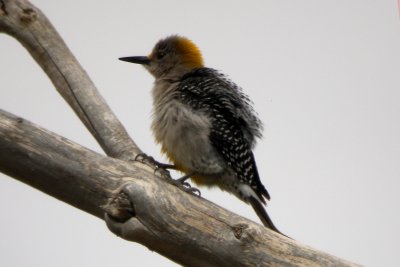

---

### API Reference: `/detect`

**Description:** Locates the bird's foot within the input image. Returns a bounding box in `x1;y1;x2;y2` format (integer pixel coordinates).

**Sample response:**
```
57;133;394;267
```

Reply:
134;153;176;171
134;154;200;196
170;173;201;197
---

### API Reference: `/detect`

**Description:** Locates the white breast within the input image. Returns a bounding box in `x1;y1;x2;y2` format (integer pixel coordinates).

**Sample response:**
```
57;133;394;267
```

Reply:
151;80;224;174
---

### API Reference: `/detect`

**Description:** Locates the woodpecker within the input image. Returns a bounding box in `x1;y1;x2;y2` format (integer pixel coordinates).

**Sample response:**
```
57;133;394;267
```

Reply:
120;35;283;235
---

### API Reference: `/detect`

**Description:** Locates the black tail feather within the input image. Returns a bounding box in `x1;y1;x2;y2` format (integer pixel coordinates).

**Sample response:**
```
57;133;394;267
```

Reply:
248;196;288;237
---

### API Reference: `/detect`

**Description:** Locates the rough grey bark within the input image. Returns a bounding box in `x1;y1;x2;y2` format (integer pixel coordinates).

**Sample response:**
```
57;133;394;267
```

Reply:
0;0;360;266
0;110;359;267
0;0;140;160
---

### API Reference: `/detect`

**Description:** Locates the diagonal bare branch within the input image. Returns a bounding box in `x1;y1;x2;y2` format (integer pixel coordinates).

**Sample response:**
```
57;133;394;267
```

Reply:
0;0;140;160
0;0;361;266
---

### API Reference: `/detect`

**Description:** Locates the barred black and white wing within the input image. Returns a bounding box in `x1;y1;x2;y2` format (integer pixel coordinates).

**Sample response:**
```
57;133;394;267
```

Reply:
176;68;285;233
178;68;269;202
179;68;263;147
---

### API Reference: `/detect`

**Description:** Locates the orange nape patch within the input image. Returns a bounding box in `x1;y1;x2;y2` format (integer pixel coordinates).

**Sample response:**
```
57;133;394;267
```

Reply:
175;37;204;69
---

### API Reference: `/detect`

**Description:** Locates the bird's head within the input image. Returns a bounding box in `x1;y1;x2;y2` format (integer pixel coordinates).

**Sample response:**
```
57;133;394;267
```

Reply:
120;35;204;80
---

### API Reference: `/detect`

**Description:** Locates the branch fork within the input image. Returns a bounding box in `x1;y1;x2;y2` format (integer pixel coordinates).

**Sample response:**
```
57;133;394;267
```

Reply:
0;0;360;266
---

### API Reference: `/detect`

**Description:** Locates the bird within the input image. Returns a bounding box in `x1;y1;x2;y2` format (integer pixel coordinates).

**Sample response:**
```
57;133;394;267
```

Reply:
119;35;283;235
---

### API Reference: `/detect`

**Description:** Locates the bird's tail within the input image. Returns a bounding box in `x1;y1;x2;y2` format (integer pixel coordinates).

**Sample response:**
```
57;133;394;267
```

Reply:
248;196;288;237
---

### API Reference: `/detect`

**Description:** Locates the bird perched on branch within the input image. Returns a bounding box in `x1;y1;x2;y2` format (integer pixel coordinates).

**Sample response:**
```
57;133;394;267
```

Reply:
120;35;283;235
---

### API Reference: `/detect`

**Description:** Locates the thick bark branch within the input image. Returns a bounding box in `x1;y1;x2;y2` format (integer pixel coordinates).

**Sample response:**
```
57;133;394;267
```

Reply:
0;109;123;218
0;0;360;266
0;110;359;267
0;0;140;160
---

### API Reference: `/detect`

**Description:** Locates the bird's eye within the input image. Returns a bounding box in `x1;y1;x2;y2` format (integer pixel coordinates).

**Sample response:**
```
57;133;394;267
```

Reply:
156;51;166;59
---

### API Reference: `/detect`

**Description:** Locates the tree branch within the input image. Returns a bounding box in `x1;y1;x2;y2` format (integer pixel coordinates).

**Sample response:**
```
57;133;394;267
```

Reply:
0;109;359;267
0;0;140;160
0;0;361;266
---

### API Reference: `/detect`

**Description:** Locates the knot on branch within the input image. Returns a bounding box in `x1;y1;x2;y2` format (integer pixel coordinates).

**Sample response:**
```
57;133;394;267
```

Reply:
20;7;36;24
232;223;249;239
103;190;135;223
232;223;261;246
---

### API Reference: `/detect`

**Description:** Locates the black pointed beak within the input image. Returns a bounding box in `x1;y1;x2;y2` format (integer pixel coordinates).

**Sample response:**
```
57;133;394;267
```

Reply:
119;56;151;65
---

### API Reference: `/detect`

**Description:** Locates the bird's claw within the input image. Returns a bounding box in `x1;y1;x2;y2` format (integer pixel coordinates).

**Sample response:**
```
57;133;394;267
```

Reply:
134;153;175;170
181;181;192;188
134;153;155;164
133;153;173;178
134;154;200;196
186;187;201;196
170;177;201;197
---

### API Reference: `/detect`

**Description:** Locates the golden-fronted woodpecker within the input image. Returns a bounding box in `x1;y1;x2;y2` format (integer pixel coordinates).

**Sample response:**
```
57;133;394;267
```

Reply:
120;35;283;235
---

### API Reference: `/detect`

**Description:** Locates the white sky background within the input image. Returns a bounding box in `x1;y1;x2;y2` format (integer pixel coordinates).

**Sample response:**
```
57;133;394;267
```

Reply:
1;0;399;266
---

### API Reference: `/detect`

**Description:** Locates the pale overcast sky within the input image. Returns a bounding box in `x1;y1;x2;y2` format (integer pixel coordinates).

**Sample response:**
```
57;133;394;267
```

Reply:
1;1;399;266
